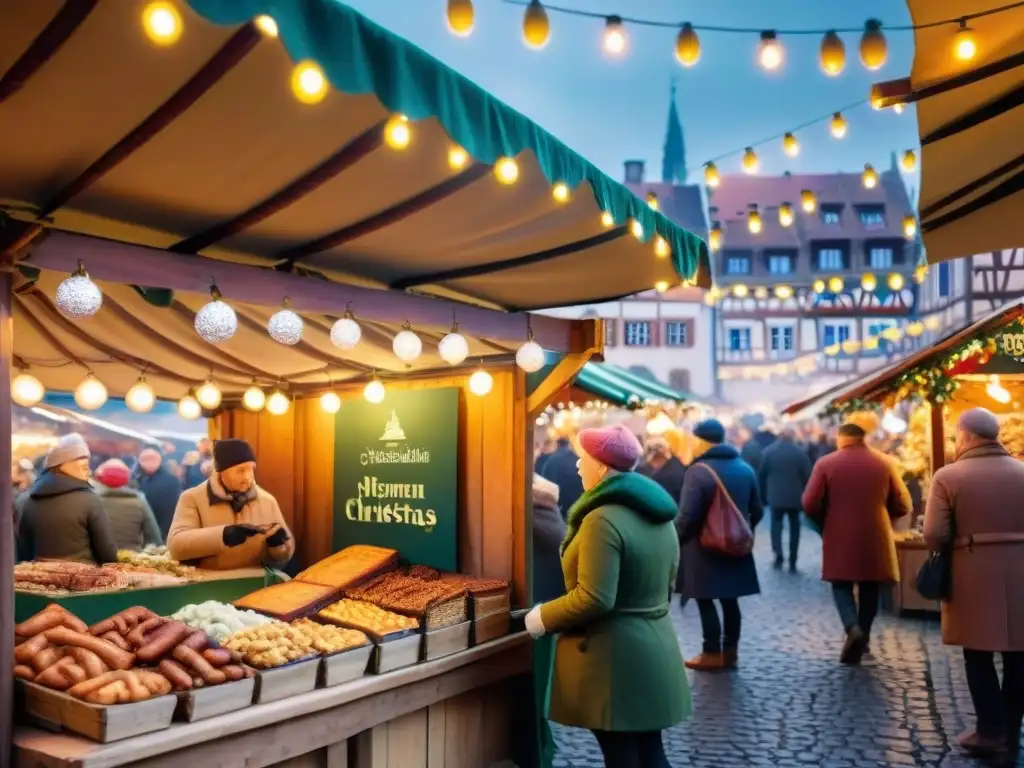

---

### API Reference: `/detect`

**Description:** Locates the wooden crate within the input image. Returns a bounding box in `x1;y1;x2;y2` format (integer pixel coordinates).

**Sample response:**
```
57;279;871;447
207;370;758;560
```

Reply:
471;610;510;646
472;590;511;619
318;643;374;688
175;677;256;722
19;681;176;743
369;632;423;674
423;621;470;662
253;658;320;704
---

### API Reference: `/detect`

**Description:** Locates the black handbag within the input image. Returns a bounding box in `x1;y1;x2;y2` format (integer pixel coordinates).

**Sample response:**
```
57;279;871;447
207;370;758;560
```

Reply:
915;549;951;601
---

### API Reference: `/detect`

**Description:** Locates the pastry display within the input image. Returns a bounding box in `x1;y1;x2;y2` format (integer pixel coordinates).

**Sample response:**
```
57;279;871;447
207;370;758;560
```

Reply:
221;623;320;669
318;598;420;640
1000;415;1024;460
66;669;172;704
411;566;510;596
295;545;398;590
232;581;340;621
117;547;196;578
345;573;467;629
290;618;370;654
172;600;278;643
14;561;132;593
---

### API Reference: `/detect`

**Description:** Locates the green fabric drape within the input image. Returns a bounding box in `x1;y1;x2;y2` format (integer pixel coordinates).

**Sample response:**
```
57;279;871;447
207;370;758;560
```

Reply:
574;362;690;407
187;0;707;283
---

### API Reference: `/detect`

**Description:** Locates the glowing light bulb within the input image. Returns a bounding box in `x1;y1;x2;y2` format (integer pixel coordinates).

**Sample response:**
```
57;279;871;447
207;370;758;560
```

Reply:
888;273;905;291
364;379;386;404
142;2;182;46
291;61;328;105
812;279;825;294
75;375;108;411
243;384;266;412
600;211;614;228
393;326;423;363
862;163;878;189
266;390;290;416
774;285;793;300
446;0;474;37
629;219;644;240
655;281;670;293
754;286;768;300
900;149;917;173
523;0;550;49
861;273;878;292
903;215;917;239
758;31;783;71
654;236;670;258
675;22;700;67
195;379;222;410
747;207;763;234
320;391;342;414
742;147;759;174
438;327;469;365
603;16;627;57
516;340;545;372
704;162;720;188
708;224;723;252
494;157;519;185
448;145;469;170
12;372;45;407
953;22;977;62
177;395;201;420
914;264;928;284
801;189;817;213
254;15;278;37
860;19;887;70
732;284;749;298
830;112;848;139
819;30;845;76
646;192;659;211
384;115;411;149
778;203;794;227
893;103;904;115
552;182;570;203
783;132;799;157
828;277;844;293
126;379;155;414
469;369;493;396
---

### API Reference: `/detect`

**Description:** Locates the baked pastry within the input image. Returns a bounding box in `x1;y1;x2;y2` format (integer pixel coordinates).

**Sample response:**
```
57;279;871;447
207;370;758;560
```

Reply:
221;622;318;669
232;581;339;621
345;573;467;629
318;599;419;640
295;545;398;590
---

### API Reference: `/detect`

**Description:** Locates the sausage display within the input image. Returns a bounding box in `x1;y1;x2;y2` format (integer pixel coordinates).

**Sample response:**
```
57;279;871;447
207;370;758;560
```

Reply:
126;617;166;648
135;622;191;663
43;627;135;670
180;630;209;652
67;647;108;679
101;631;132;651
158;659;194;691
13;664;35;681
202;648;232;667
14;634;49;664
173;645;226;685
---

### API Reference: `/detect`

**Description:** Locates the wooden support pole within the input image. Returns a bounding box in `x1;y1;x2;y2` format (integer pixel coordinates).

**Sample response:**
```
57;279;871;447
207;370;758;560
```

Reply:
525;320;603;420
0;268;13;768
930;400;946;474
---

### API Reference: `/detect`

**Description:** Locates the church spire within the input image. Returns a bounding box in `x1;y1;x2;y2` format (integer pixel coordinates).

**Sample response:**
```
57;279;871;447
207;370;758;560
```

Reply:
662;80;687;185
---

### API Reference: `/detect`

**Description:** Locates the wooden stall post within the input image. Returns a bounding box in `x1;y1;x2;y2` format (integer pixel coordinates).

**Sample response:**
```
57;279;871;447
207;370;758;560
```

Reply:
0;268;13;768
929;400;946;473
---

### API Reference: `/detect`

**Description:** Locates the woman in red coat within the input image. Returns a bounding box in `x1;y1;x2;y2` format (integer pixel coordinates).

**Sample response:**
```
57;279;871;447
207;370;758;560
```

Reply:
802;421;912;665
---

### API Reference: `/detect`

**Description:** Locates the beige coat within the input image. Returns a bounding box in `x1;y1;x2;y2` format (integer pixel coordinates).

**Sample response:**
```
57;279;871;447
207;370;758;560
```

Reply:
924;442;1024;651
167;475;294;570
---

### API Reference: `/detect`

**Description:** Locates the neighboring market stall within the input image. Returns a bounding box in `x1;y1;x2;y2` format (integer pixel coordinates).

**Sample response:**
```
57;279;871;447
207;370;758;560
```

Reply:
871;1;1024;265
0;2;708;766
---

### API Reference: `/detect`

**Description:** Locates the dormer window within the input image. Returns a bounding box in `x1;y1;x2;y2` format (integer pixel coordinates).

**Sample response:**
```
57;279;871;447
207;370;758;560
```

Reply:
821;205;842;225
858;205;886;228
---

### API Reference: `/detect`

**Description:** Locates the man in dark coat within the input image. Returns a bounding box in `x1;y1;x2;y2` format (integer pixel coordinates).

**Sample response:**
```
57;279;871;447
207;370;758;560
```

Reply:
759;429;812;571
183;437;214;490
677;419;763;671
540;437;584;520
135;448;182;541
802;421;912;665
738;428;764;474
531;473;567;603
808;434;836;465
644;436;687;502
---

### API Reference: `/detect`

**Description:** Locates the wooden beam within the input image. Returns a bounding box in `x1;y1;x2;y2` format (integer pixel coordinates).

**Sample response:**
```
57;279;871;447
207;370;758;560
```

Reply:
23;230;578;352
930;400;946;474
526;319;602;419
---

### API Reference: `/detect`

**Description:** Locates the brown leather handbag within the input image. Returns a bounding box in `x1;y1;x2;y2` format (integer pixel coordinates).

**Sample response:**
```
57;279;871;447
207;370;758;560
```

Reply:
693;464;755;557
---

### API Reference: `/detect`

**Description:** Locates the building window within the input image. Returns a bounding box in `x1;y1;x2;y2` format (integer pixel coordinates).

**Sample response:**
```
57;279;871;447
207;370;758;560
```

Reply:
868;320;896;338
821;205;842;225
725;256;751;275
604;319;617;347
938;262;950;297
770;326;794;352
859;206;886;228
768;254;793;275
822;324;851;348
728;328;751;352
665;321;689;347
817;248;844;270
624;321;651;346
869;247;894;269
668;369;691;392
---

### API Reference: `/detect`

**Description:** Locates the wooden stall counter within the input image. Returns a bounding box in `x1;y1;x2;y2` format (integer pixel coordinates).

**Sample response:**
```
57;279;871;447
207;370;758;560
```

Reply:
892;537;941;616
14;633;531;768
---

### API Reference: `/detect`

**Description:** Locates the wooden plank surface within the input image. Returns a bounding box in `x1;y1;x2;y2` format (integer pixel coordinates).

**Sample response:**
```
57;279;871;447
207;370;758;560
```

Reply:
481;372;514;582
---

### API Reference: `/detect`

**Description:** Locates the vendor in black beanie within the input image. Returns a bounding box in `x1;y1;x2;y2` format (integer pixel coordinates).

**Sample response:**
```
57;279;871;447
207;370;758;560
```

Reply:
167;438;294;570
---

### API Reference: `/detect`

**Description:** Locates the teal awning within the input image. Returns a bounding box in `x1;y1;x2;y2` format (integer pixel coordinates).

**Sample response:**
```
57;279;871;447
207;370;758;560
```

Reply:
574;363;689;408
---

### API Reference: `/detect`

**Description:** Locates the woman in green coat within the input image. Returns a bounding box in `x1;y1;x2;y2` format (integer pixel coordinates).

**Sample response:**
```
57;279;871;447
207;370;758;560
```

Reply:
525;424;690;768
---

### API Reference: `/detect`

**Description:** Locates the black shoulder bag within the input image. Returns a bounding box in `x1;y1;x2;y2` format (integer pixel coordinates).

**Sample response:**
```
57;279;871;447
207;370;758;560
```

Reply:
915;521;954;601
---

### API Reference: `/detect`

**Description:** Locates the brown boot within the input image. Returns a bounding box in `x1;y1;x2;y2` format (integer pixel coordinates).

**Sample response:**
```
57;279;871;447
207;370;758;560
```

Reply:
956;730;1008;759
723;647;738;668
840;626;867;665
685;652;725;671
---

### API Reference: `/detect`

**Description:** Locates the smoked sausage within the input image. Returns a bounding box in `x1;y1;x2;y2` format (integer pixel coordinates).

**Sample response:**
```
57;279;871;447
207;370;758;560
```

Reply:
44;627;135;670
173;645;226;685
136;622;191;663
158;659;193;691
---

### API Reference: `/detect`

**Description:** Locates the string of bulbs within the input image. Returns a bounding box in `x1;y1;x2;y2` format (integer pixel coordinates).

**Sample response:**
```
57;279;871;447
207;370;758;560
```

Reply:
444;0;1019;69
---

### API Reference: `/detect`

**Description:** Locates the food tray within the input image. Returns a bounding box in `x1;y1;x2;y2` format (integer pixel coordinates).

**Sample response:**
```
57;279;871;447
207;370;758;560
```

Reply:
472;589;511;619
174;677;255;722
369;631;423;675
18;680;176;743
313;611;419;645
318;644;375;687
295;545;399;591
252;656;320;704
233;581;340;622
422;621;470;661
471;610;510;646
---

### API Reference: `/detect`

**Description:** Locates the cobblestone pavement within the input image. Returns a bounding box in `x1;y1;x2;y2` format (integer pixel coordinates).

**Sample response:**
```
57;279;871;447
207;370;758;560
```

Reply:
552;531;1021;767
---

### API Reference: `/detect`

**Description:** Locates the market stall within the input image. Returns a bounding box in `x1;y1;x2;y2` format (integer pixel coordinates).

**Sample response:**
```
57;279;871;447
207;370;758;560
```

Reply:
0;2;708;766
785;300;1024;615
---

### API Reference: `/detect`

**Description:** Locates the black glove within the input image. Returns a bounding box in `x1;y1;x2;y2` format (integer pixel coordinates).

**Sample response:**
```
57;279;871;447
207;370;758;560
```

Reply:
223;524;262;548
265;526;290;548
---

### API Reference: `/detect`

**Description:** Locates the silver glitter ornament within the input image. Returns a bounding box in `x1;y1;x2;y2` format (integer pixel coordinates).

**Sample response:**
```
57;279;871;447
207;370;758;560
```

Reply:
195;298;237;344
330;311;361;350
268;299;304;345
55;262;102;319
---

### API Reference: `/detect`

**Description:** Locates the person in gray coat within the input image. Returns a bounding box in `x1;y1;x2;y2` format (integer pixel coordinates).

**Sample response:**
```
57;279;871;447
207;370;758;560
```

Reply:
531;473;567;603
95;459;163;552
759;429;812;571
17;434;119;564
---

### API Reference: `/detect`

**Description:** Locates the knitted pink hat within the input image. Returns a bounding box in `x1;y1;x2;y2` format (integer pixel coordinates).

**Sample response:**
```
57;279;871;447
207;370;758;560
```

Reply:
578;424;642;472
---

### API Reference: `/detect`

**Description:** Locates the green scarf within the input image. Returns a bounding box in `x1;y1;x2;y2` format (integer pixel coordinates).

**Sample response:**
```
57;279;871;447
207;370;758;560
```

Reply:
561;471;678;554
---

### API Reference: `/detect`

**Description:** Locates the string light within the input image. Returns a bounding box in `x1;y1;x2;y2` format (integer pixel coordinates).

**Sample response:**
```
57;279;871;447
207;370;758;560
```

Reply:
863;337;880;351
902;215;917;239
266;390;290;416
812;279;826;293
704;162;720;188
861;273;878;292
741;147;759;174
75;374;108;410
757;31;783;71
828;277;844;293
655;280;670;293
819;30;845;76
393;323;423;363
829;112;847;139
291;61;328;105
860;20;887;70
446;0;474;36
654;236;670;258
754;286;768;300
320;391;342;414
861;163;878;189
600;211;615;228
438;322;470;365
782;132;799;157
364;377;386;404
747;205;763;234
12;372;45;408
774;285;794;300
242;383;266;412
913;264;929;284
603;16;628;57
801;189;818;213
195;283;237;344
494;157;519;184
142;2;182;46
383;115;411;150
177;394;201;420
55;261;102;319
195;379;222;410
330;309;362;350
254;15;278;37
733;284;749;298
629;219;644;240
469;368;494;396
516;333;546;372
268;298;304;345
523;0;551;48
953;21;977;62
893;103;904;115
778;203;794;228
888;273;905;291
900;149;917;173
675;23;700;67
708;223;723;252
552;182;570;203
646;191;659;211
448;145;469;170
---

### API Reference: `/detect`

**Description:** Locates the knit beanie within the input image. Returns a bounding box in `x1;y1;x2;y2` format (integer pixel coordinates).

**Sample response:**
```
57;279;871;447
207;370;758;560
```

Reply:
213;439;257;471
692;419;726;446
95;459;131;489
577;424;641;472
44;433;90;470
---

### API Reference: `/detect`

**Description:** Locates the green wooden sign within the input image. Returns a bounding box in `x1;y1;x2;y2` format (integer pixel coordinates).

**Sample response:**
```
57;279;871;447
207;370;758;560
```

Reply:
333;388;459;571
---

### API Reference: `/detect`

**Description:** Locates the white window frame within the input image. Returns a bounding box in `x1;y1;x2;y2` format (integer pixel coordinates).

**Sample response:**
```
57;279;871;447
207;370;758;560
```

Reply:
665;321;688;347
817;248;844;270
770;325;794;352
822;208;841;225
768;255;793;275
869;247;894;270
728;328;751;352
624;321;651;347
725;256;751;275
860;209;886;228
